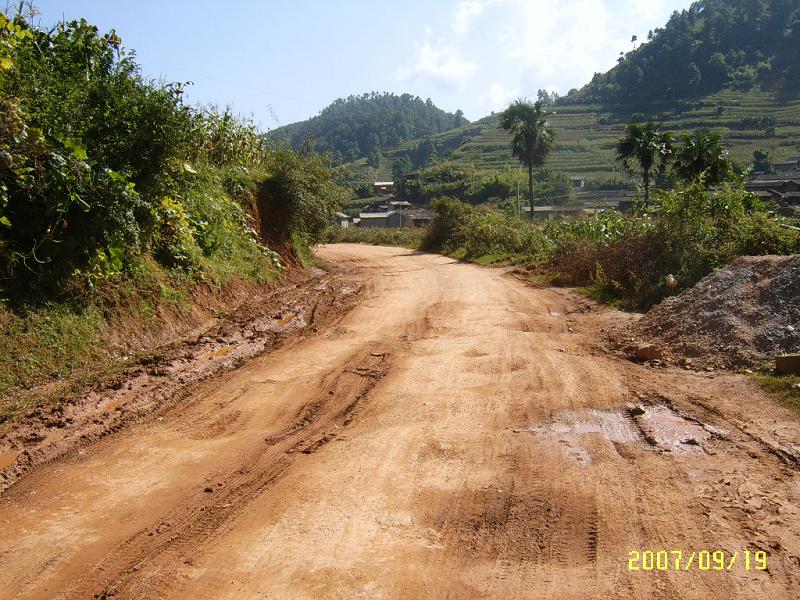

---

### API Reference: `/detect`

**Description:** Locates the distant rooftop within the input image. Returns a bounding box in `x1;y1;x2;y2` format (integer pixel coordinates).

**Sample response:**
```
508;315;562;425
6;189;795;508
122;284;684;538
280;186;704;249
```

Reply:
359;211;397;219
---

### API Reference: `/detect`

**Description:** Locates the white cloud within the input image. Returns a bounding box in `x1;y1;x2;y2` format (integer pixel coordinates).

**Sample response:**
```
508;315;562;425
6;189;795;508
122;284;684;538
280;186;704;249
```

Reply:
498;0;624;91
396;37;479;91
480;82;520;112
452;0;489;36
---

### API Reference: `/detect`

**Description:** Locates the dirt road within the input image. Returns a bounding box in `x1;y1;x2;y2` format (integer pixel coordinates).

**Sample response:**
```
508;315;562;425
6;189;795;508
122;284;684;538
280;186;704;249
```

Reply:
1;244;799;599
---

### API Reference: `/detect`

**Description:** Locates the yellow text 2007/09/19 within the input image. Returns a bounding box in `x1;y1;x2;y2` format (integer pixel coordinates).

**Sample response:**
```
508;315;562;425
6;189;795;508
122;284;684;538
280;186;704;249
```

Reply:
628;550;768;572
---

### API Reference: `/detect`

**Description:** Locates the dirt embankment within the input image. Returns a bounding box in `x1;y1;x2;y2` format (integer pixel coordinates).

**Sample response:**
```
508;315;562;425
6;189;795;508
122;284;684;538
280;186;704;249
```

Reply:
616;255;800;370
0;265;364;493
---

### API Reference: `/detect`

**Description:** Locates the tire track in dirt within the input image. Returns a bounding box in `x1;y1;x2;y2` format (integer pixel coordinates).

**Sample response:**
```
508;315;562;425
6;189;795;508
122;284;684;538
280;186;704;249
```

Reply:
2;245;800;600
60;347;390;599
51;346;391;599
0;271;364;495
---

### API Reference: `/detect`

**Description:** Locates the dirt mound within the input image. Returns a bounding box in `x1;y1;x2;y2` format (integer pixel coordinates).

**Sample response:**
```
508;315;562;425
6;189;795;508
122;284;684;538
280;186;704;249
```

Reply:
625;255;800;370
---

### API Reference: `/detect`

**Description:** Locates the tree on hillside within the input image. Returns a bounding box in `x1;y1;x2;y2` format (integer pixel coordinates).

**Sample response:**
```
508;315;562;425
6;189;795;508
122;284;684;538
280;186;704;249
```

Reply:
752;148;773;172
673;129;735;186
616;121;673;206
498;99;555;219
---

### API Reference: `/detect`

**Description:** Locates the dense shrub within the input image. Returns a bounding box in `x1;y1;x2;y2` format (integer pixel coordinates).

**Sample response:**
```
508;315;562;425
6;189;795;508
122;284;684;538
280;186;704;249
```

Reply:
459;211;549;258
422;197;473;252
258;151;349;250
422;181;798;309
550;182;799;307
0;12;344;298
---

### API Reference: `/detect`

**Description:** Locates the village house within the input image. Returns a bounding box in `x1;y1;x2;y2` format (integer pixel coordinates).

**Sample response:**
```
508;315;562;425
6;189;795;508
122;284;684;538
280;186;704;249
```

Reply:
372;181;395;195
358;211;403;228
334;212;354;228
746;173;800;205
356;196;431;228
773;158;800;172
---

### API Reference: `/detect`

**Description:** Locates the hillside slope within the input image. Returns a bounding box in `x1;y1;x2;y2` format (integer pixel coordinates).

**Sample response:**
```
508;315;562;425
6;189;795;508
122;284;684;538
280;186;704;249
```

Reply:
570;0;800;104
375;88;800;179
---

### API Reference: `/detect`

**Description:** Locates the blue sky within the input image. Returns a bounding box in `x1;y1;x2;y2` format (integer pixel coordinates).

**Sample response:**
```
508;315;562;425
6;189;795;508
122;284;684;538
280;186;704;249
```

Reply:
29;0;694;129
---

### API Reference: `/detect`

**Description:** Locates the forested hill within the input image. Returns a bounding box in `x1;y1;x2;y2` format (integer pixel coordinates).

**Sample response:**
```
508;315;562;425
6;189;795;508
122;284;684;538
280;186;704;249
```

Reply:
267;93;468;164
565;0;800;105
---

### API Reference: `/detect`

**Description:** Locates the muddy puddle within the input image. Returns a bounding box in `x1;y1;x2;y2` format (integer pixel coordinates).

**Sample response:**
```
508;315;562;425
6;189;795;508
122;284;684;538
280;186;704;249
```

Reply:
522;403;725;465
526;409;641;444
636;405;715;451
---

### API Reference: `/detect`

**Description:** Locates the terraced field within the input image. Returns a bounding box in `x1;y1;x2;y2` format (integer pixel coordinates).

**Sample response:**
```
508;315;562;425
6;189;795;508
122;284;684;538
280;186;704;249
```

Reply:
362;88;800;181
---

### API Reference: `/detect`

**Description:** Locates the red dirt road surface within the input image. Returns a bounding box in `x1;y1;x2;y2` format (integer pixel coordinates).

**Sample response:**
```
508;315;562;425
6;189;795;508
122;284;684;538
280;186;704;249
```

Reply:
1;244;799;599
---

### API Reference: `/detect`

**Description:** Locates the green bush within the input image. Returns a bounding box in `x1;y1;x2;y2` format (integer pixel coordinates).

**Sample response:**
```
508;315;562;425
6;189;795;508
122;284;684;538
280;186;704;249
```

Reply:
324;227;425;248
459;211;549;258
0;12;344;298
259;151;349;249
423;182;798;310
549;182;799;308
422;197;472;251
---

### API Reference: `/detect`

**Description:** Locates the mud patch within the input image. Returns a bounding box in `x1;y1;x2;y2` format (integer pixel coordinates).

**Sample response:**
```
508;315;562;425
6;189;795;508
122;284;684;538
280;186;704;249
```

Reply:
0;450;18;470
0;269;365;494
525;409;641;444
521;403;725;458
636;405;712;452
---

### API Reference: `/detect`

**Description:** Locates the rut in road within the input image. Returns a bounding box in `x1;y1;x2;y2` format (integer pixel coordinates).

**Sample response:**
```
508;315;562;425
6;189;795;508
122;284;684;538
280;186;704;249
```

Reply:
75;346;394;599
0;244;799;600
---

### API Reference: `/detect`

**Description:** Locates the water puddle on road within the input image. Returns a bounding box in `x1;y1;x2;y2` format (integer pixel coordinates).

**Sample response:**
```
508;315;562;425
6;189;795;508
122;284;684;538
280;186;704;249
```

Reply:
526;409;641;444
636;406;716;453
521;403;724;465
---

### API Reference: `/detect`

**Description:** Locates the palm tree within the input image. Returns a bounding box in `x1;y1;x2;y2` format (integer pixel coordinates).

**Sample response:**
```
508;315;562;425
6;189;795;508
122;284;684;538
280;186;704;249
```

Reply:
498;99;555;219
616;121;673;206
673;129;734;186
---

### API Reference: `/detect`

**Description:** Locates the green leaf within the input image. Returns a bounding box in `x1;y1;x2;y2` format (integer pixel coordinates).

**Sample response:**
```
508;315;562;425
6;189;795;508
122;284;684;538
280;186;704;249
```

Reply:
0;57;12;71
71;192;91;211
182;162;197;174
64;138;88;161
107;246;124;271
0;216;11;228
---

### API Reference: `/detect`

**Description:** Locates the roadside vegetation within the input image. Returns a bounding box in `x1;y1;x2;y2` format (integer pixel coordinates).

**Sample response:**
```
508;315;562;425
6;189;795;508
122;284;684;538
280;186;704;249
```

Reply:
324;227;424;249
0;9;347;403
752;372;800;411
419;178;798;310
